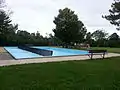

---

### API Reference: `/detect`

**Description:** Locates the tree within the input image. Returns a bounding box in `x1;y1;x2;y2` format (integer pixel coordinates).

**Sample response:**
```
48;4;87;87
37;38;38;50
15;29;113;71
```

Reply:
0;0;49;46
92;30;108;41
48;33;63;46
109;32;119;40
0;10;18;45
53;8;87;46
16;30;31;44
36;31;43;39
92;30;108;47
85;32;92;44
108;33;120;47
0;0;18;45
103;0;120;30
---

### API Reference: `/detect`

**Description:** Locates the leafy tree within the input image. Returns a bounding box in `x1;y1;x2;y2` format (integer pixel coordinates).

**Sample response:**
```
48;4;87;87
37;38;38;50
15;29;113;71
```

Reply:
0;10;11;35
36;31;43;39
53;8;87;46
108;33;120;47
0;0;18;45
92;30;108;47
30;32;36;42
103;0;120;30
0;10;18;45
109;32;119;40
92;30;108;41
85;32;92;44
0;0;49;46
48;34;63;46
16;30;31;44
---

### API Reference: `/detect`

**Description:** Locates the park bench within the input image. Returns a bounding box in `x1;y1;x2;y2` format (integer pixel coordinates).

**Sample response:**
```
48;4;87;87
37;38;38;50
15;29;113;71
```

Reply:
88;50;107;59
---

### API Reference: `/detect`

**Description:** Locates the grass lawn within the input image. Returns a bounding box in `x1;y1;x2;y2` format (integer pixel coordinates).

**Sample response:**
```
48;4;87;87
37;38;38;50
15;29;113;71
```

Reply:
68;46;120;53
90;47;120;53
0;57;120;89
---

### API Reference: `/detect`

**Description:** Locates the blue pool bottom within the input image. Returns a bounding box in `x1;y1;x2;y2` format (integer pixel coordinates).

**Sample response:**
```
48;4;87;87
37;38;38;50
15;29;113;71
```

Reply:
4;46;89;59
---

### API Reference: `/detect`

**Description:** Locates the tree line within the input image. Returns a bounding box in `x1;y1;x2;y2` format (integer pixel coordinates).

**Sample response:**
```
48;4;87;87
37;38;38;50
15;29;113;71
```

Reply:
52;7;120;47
0;0;120;47
0;10;49;46
50;29;120;47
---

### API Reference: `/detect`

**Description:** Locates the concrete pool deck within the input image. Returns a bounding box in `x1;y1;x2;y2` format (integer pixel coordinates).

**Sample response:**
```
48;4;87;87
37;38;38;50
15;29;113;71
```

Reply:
0;52;120;66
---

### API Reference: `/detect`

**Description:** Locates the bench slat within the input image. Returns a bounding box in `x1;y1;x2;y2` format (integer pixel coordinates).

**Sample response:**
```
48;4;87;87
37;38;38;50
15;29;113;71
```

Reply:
89;50;107;53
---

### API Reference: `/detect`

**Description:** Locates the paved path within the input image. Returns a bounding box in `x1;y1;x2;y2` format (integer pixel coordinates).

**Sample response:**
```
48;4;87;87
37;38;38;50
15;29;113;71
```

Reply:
0;53;13;60
0;53;120;66
0;47;7;53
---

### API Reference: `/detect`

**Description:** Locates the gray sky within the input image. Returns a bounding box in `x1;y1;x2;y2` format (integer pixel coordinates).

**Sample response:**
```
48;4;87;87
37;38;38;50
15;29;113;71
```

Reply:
5;0;120;36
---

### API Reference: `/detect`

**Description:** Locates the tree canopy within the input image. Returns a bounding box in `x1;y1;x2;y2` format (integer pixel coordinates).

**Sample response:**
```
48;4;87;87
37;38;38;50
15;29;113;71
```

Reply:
108;33;120;47
0;2;120;48
103;0;120;30
91;30;108;47
109;33;119;40
85;32;92;44
0;10;18;45
0;4;48;46
92;30;108;41
53;8;87;46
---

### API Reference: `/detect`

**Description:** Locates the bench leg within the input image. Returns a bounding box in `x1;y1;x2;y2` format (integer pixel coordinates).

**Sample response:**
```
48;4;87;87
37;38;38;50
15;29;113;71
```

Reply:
100;53;105;59
103;53;105;59
88;54;93;60
91;54;93;60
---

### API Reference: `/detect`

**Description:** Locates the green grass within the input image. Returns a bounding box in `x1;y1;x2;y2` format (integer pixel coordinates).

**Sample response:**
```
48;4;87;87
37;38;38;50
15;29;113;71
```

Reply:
89;47;120;53
74;47;120;53
54;46;120;53
0;57;120;89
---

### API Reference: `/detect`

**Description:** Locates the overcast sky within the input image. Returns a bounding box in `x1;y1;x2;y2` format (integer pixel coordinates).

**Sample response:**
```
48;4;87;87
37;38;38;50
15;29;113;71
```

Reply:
5;0;120;36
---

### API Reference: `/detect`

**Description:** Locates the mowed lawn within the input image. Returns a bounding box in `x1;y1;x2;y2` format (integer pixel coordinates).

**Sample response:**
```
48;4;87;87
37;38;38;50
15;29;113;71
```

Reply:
90;47;120;53
0;57;120;89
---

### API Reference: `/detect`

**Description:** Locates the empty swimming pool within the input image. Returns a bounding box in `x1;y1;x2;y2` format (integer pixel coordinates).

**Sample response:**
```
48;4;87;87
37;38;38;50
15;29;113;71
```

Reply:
4;46;89;59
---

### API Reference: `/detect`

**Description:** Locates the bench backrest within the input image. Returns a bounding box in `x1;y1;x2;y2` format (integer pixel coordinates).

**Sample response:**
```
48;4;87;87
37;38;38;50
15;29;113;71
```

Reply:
88;50;107;53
